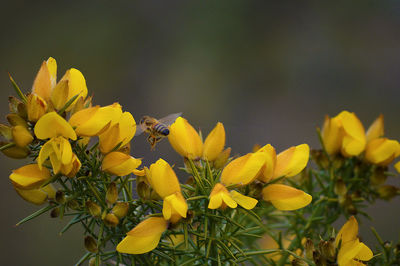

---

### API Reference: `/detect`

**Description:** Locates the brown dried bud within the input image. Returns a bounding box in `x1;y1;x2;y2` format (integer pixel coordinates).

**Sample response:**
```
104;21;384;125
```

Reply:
106;182;118;204
50;208;60;218
214;147;231;169
103;213;119;227
291;259;308;266
84;236;98;253
370;167;388;186
304;238;314;259
112;202;129;219
334;178;347;197
378;185;399;201
86;200;102;217
55;191;66;204
67;199;80;210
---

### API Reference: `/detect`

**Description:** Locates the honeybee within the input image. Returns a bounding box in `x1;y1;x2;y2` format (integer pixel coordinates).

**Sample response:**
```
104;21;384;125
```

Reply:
136;113;182;150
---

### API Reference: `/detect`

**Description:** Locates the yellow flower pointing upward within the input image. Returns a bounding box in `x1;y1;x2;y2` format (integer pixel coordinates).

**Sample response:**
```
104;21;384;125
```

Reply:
335;216;373;266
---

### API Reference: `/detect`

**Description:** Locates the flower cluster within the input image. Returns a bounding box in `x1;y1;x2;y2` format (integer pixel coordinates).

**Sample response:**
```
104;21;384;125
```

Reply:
3;58;399;265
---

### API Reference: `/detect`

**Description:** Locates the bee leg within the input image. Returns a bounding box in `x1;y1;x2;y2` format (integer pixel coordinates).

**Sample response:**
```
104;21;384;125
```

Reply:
148;136;156;150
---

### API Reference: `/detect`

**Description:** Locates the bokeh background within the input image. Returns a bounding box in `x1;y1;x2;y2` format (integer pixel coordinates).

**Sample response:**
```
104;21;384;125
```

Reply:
1;1;400;265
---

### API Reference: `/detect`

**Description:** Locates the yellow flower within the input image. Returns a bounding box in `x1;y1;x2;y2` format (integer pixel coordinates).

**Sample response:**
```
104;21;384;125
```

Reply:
117;217;168;254
102;152;142;176
272;144;310;179
14;184;56;205
168;117;203;159
12;125;33;147
99;111;136;154
145;159;181;198
208;183;258;210
208;183;237;209
335;216;373;266
32;57;57;101
163;192;188;223
203;122;226;161
365;138;400;165
26;93;47;122
51;68;88;111
220;152;266;186
69;103;123;137
322;111;366;157
34;112;77;140
60;153;81;177
262;184;312;211
37;136;74;173
366;114;384;142
256;144;309;182
9;164;51;189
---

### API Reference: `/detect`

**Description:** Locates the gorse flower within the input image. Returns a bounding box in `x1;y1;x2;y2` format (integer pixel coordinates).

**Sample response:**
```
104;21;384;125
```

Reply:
322;111;400;165
168;117;226;161
4;58;397;266
335;216;373;266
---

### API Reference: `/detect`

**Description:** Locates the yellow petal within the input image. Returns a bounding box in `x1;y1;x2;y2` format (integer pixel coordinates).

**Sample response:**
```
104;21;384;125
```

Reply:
395;161;400;173
147;159;181;198
337;111;366;157
168;117;203;159
12;126;33;147
118;112;136;147
99;123;121;154
117;217;168;254
262;184;312;211
162;192;188;222
102;152;142;176
335;216;359;247
55;68;88;111
230;190;258;210
321;115;343;155
32;58;57;101
61;153;81;178
34;112;77;140
256;144;276;183
50;80;69;110
27;93;47;122
365;138;400;165
366;114;384;142
10;164;51;189
203;122;225;161
221;152;266;186
14;184;56;205
273;144;309;179
354;242;373;261
337;239;363;266
208;183;237;209
69;103;122;137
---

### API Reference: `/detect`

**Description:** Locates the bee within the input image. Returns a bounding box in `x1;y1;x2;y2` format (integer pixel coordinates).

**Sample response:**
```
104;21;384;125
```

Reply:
135;113;182;150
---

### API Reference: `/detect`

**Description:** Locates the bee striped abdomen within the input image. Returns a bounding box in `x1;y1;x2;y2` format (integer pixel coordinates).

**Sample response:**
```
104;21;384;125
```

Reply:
153;123;170;136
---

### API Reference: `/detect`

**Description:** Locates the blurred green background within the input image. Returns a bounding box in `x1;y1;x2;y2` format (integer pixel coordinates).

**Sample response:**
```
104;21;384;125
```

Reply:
1;1;400;265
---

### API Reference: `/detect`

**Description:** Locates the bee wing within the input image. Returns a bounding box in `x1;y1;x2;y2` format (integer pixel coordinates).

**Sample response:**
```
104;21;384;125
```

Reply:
158;112;182;126
134;124;145;136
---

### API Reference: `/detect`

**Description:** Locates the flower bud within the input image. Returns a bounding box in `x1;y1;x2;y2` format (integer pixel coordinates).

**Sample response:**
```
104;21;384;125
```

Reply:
0;142;29;159
26;93;47;122
334;178;347;197
103;213;119;227
304;238;314;259
86;200;102;217
12;126;33;147
320;239;335;261
55;190;66;204
112;202;129;219
370;167;388;186
310;149;329;169
50;208;60;218
67;199;80;210
168;117;203;159
7;113;27;127
378;185;399;201
203;122;225;161
88;258;96;266
214;147;231;169
106;182;118;204
84;236;98;253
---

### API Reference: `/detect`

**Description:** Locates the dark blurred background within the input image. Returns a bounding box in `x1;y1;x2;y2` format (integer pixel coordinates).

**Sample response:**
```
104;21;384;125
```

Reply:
1;1;400;265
